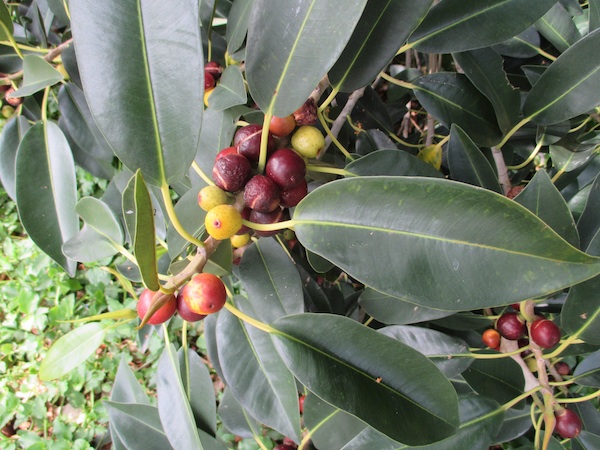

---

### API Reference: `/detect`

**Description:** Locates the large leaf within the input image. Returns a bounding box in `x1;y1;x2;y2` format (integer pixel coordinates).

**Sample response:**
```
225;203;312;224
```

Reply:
237;238;304;324
216;300;301;442
523;29;600;125
292;177;600;310
15;121;78;276
39;322;106;380
246;0;368;116
271;314;460;446
412;73;503;147
69;0;203;186
104;402;173;450
0;116;30;201
328;0;433;92
408;0;556;53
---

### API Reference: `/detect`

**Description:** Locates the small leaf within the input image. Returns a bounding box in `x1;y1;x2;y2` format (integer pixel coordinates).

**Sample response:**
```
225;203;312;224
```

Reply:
39;323;106;380
111;357;151;405
65;309;138;324
550;144;596;173
416;144;442;171
207;65;247;111
345;149;443;178
535;2;581;53
272;314;459;446
226;0;254;54
104;402;173;450
523;29;600;125
9;55;64;98
573;349;600;387
156;344;203;450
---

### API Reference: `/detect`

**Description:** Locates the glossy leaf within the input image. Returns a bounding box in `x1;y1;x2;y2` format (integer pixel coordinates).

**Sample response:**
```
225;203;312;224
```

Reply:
9;55;64;98
15;121;78;276
156;344;203;450
535;2;581;53
207;65;247;111
0;116;30;201
292;177;600;310
452;48;520;133
413;73;503;146
447;125;501;193
514;169;579;247
216;300;301;442
123;171;159;291
111;357;151;405
408;0;556;53
550;144;597;173
69;0;203;185
226;0;254;54
358;288;454;325
345;149;443;178
271;314;459;445
328;0;433;92
492;27;542;58
379;326;471;378
523;29;600;125
238;238;304;324
577;173;600;252
246;0;368;117
39;323;106;380
217;388;262;439
104;402;173;450
462;358;524;405
575;431;600;450
573;349;600;387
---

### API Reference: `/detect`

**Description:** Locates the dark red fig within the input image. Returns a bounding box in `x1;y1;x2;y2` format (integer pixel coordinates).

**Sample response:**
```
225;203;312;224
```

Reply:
204;71;216;91
212;153;252;192
496;313;526;340
176;291;206;322
234;124;277;163
215;146;238;161
244;175;280;213
204;61;222;80
249;207;285;237
137;289;177;325
554;408;582;439
265;148;306;190
530;319;561;349
280;178;308;208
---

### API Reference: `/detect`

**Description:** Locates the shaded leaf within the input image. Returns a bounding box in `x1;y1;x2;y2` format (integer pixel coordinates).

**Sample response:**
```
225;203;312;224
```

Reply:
550;144;597;173
0;116;30;201
39;323;106;380
345;149;443;178
104;402;173;450
207;65;247;111
246;0;368;116
573;349;600;387
226;0;254;54
217;388;262;439
70;0;203;185
293;177;600;311
535;2;581;53
9;55;64;98
577;173;600;252
462;358;524;406
591;0;600;32
111;357;150;405
272;314;459;446
0;1;13;40
492;407;532;444
523;29;600;125
166;187;206;260
15;121;78;276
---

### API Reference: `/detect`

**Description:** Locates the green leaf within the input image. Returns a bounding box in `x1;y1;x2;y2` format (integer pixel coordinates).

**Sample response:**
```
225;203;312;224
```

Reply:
379;326;471;378
271;314;460;446
216;300;301;442
246;0;368;116
550;144;597;173
447;125;502;193
577;173;600;251
0;116;30;201
123;171;159;291
226;0;254;54
573;349;600;387
0;1;14;40
591;0;600;32
111;357;151;405
492;407;532;444
514;170;579;247
412;73;503;147
166;186;206;260
575;431;600;449
523;29;600;125
207;65;247;111
177;348;217;436
238;238;304;324
104;402;173;450
15;121;78;276
217;388;262;439
292;177;600;310
39;322;106;380
9;55;64;98
408;0;556;53
328;0;433;92
69;0;203;186
345;149;443;178
452;48;520;133
358;288;454;325
535;2;581;53
462;358;524;406
156;344;203;450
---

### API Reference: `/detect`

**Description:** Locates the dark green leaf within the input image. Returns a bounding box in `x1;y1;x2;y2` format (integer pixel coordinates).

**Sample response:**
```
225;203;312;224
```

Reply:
345;149;443;178
408;0;556;53
111;357;150;405
379;326;471;378
577;173;600;251
39;323;106;380
9;55;64;98
217;388;262;439
535;2;581;53
207;65;247;111
573;349;600;387
156;344;203;449
575;431;600;449
15;121;78;276
226;0;254;54
0;1;13;40
328;0;433;92
452;48;520;133
492;27;542;58
447;125;502;193
514;169;579;247
0;116;30;201
238;238;304;323
550;144;597;173
293;177;600;310
523;29;600;125
591;0;600;31
272;314;459;446
492;407;532;444
216;300;301;442
412;73;503;146
359;288;453;325
462;358;524;406
104;402;173;450
70;0;203;185
246;0;368;116
123;171;159;291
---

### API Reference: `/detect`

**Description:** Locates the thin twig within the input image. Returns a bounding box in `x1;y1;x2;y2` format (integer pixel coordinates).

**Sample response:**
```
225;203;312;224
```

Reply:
322;86;366;155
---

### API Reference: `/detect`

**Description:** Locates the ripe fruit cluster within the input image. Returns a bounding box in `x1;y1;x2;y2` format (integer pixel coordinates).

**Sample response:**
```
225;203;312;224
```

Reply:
492;311;562;349
136;272;227;324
